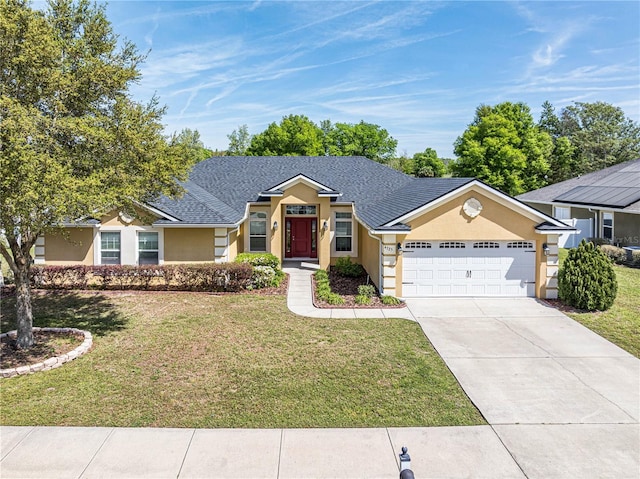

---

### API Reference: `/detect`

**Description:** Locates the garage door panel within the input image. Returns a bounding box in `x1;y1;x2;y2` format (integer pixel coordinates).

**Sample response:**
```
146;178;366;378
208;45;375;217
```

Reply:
402;240;536;297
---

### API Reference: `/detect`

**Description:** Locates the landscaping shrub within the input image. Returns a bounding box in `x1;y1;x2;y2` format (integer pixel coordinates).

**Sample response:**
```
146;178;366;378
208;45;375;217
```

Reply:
334;256;365;277
235;252;280;270
630;250;640;268
381;295;401;306
600;245;627;265
30;265;89;289
30;263;252;292
357;284;376;298
313;269;344;304
325;292;345;305
235;252;284;288
558;240;617;311
355;294;371;305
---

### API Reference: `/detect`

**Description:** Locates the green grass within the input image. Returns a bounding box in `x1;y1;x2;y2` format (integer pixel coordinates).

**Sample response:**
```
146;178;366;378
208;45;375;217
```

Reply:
559;249;640;358
0;292;484;428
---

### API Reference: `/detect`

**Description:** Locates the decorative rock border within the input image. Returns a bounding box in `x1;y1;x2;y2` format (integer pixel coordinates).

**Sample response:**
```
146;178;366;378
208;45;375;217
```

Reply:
1;327;92;379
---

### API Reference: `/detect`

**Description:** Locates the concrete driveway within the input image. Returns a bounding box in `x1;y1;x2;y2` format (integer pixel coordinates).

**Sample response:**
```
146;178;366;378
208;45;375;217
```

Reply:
407;297;640;479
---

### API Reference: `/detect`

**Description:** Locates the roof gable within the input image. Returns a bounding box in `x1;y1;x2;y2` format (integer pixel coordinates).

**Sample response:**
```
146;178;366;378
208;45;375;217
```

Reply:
385;180;571;230
260;174;342;198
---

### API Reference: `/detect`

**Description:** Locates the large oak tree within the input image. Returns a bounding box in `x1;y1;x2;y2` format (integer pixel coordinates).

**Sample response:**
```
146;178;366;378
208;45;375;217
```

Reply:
0;0;194;348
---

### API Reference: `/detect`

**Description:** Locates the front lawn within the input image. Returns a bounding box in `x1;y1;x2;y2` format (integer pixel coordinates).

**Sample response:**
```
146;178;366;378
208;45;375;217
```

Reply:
0;292;484;428
559;249;640;358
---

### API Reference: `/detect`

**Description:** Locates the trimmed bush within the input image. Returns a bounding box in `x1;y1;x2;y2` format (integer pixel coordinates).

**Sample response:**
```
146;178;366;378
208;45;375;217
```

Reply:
599;245;626;265
324;292;345;305
235;252;280;270
381;295;401;305
235;252;284;288
630;250;640;268
355;294;371;305
357;284;376;298
334;256;365;277
30;263;252;292
558;240;617;311
30;265;89;289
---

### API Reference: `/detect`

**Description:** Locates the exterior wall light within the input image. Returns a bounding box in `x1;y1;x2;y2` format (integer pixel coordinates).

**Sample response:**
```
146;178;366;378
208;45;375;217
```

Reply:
543;243;550;256
273;220;278;231
397;242;403;254
323;220;329;231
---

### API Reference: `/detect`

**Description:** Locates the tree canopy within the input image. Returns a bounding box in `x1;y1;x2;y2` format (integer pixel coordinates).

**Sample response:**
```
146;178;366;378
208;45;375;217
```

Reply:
246;114;324;156
170;128;213;162
324;120;397;163
0;0;194;348
451;102;552;195
539;101;640;180
226;124;251;156
408;148;447;177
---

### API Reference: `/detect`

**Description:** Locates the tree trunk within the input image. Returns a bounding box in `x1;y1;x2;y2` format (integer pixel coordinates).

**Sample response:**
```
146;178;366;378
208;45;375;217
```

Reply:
14;261;34;349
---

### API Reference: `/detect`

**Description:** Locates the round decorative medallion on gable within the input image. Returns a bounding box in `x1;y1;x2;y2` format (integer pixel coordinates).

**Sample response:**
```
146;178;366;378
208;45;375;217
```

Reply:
463;197;483;218
119;211;134;224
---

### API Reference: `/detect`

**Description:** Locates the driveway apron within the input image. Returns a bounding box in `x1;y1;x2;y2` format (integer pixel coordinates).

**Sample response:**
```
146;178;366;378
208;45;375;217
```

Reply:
407;297;640;479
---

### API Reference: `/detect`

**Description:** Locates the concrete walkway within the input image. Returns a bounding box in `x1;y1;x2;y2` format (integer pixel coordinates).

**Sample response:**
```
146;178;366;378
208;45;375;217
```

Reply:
283;261;416;320
1;266;638;478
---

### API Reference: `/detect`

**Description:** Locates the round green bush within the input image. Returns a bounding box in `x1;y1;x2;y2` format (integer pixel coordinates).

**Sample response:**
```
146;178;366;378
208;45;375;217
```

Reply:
558;240;617;311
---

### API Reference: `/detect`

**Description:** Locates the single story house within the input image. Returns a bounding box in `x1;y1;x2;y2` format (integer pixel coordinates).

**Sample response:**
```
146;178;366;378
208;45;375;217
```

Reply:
517;158;640;249
39;156;572;299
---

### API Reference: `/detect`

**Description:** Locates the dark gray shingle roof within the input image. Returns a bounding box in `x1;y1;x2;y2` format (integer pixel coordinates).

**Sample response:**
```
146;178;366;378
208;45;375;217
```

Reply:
148;156;478;228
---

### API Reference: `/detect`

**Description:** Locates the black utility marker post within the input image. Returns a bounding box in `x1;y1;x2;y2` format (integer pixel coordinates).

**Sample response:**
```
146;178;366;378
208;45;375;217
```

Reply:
399;446;415;479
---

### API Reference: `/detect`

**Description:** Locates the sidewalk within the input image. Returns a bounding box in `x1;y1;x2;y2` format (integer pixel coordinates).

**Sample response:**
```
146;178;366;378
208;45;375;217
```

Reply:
1;425;527;479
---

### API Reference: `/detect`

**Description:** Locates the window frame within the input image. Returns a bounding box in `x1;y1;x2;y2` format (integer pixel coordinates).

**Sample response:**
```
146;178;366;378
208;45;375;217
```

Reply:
331;210;357;256
553;206;571;221
100;231;121;265
602;211;614;242
137;231;159;265
248;211;269;252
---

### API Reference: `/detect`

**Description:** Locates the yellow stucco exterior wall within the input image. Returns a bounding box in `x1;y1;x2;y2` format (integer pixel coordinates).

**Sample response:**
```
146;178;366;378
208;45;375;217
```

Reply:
398;186;547;298
164;228;215;263
358;223;381;290
44;228;94;265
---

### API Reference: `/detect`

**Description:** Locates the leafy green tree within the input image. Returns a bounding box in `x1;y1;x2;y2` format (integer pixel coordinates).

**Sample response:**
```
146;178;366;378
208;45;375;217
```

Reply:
226;124;251;156
451;102;552;195
170;128;213;162
325;121;397;163
246;115;324;156
538;102;575;183
557;101;640;174
411;148;447;177
0;0;193;348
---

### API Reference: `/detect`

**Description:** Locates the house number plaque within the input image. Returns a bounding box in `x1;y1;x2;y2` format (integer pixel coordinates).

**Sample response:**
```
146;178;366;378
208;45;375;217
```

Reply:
383;245;395;255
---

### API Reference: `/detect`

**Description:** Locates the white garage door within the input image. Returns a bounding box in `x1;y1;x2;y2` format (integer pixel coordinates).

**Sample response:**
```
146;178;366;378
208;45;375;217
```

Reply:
402;240;536;297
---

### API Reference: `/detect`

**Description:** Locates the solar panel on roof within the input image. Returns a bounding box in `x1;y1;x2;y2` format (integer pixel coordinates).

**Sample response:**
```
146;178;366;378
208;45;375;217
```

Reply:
555;186;640;208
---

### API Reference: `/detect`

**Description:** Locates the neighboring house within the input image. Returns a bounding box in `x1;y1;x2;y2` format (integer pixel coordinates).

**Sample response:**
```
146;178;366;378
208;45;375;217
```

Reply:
518;158;640;249
39;156;572;299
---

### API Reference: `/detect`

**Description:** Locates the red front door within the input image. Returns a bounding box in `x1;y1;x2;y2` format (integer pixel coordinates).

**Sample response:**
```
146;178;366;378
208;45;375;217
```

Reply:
286;218;317;258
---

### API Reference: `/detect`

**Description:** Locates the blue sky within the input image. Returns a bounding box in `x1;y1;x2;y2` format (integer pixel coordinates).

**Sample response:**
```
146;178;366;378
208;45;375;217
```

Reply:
102;1;640;157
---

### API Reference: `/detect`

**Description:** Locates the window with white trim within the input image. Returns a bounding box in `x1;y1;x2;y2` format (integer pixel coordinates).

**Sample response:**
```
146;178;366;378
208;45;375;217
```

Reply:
138;232;159;265
101;232;121;265
554;206;571;220
285;205;317;215
335;212;353;252
602;212;613;241
249;211;267;251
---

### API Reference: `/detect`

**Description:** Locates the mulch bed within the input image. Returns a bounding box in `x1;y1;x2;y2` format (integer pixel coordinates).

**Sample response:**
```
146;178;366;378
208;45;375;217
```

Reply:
541;298;590;314
312;269;405;309
1;330;84;370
